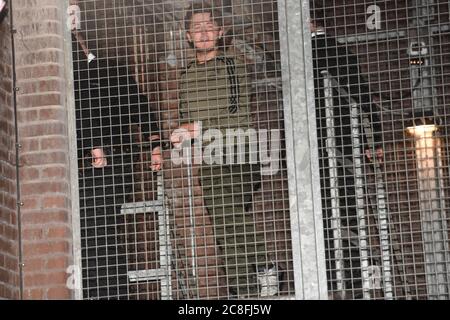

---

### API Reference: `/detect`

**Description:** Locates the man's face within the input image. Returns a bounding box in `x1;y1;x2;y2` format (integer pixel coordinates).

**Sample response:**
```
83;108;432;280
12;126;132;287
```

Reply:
187;12;223;52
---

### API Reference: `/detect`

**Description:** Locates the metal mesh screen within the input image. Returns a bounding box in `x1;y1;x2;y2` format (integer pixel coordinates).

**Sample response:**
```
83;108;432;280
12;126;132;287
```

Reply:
71;0;294;300
310;0;450;299
70;0;450;300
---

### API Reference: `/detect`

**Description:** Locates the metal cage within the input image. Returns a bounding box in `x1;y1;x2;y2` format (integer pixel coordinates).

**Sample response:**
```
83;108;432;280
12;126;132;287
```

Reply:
69;0;450;300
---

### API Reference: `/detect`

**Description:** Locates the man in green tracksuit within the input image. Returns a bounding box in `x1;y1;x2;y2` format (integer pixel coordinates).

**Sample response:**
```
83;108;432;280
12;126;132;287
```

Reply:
170;3;276;298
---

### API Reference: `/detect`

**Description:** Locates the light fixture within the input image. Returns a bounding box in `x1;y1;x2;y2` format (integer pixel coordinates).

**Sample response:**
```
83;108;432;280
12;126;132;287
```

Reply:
406;123;438;138
406;110;439;138
405;109;450;298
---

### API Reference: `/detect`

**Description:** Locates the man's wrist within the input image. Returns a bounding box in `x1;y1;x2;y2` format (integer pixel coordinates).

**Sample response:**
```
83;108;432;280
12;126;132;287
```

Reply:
151;141;161;151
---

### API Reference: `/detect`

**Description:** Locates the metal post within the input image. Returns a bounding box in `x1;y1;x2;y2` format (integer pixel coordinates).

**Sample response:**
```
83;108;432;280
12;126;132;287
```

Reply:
63;0;83;300
331;75;394;300
322;71;345;296
361;118;394;300
408;0;450;299
408;125;450;299
185;144;198;294
158;172;172;300
373;157;394;300
350;104;370;299
434;136;450;298
277;0;328;299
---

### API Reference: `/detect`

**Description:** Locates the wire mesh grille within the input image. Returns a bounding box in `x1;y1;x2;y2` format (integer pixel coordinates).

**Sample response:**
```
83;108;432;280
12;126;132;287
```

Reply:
72;0;293;300
311;0;450;300
71;0;450;300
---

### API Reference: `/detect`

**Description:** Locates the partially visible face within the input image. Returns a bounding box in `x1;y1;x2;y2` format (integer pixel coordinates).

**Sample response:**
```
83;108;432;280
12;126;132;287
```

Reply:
187;12;223;52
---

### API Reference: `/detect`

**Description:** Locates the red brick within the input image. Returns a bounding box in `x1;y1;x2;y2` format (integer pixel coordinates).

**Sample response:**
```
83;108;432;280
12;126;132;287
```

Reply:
47;225;70;239
20;152;67;167
19;122;66;138
19;138;41;153
21;197;40;210
22;228;45;241
24;272;67;288
2;225;17;241
16;50;64;67
5;191;17;207
40;136;66;150
46;256;68;270
0;237;15;255
21;181;68;196
23;273;46;287
41;166;66;179
17;19;62;39
4;254;19;272
42;196;67;209
17;93;62;108
23;240;70;257
0;269;11;283
39;108;65;122
19;167;40;181
21;210;68;225
0;208;12;224
18;79;62;95
47;286;71;300
18;109;39;122
16;63;62;79
23;288;45;300
23;257;45;272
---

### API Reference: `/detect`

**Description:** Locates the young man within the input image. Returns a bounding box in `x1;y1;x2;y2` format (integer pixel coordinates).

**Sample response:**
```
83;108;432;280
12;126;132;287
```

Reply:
170;3;276;298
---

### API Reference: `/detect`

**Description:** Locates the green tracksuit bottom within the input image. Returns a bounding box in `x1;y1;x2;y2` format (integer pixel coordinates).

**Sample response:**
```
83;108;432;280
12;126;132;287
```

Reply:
200;164;266;297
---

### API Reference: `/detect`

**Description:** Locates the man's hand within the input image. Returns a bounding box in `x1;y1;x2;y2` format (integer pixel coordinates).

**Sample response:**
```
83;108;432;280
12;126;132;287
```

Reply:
365;147;384;164
170;122;200;149
150;146;162;171
91;148;107;168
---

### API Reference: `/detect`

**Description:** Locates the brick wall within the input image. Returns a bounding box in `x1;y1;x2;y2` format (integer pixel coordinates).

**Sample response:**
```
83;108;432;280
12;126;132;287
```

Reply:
0;4;19;299
0;0;75;299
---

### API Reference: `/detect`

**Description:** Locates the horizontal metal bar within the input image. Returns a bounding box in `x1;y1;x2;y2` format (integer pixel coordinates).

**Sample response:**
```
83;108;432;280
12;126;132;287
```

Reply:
120;200;164;215
337;23;449;44
128;269;168;282
251;77;283;90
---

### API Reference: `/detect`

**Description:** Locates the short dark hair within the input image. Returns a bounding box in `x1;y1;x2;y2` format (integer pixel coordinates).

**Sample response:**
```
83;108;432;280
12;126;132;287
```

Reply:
184;2;223;31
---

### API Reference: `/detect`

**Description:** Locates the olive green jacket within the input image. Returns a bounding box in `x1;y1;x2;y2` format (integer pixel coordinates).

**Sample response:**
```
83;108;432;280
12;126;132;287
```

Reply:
179;55;252;133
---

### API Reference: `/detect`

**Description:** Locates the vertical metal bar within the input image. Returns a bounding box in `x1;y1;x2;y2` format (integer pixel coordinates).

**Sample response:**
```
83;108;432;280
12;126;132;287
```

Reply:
409;0;449;299
9;0;25;300
186;145;197;288
375;164;393;300
409;0;435;112
361;117;394;300
179;25;185;69
277;0;328;299
157;172;172;300
350;104;370;299
411;127;450;299
63;0;83;300
433;136;450;298
434;137;450;292
163;203;174;300
322;71;345;296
